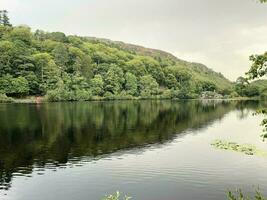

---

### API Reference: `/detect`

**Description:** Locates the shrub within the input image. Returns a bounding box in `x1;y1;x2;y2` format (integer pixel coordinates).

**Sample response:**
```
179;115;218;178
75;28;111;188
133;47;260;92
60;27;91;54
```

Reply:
75;89;92;101
0;93;14;103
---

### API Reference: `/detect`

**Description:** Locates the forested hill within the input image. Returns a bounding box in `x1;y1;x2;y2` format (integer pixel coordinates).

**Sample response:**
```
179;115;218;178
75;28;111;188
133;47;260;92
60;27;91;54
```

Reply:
86;36;232;89
0;25;233;101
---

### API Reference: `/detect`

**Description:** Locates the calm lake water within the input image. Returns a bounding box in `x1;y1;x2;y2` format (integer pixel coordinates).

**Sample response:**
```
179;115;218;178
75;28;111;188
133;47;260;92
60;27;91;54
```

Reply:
0;100;267;200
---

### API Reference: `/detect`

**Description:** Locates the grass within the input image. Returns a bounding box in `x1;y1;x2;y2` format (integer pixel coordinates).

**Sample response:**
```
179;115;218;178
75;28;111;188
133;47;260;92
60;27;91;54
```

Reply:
228;189;265;200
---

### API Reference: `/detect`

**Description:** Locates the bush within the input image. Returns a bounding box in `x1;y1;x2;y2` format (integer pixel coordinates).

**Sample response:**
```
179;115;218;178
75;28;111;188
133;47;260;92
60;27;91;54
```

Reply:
230;91;240;98
46;89;92;101
177;87;197;99
104;91;115;100
200;91;223;99
46;89;65;102
0;93;14;103
160;89;172;99
74;89;92;101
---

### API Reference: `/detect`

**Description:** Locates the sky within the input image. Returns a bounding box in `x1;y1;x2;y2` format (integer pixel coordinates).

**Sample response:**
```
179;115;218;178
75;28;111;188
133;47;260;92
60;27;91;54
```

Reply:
1;0;267;81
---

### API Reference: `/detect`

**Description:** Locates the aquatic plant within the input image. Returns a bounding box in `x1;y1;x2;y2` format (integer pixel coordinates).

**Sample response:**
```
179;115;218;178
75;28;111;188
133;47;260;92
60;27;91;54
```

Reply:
228;189;265;200
102;191;131;200
211;140;267;156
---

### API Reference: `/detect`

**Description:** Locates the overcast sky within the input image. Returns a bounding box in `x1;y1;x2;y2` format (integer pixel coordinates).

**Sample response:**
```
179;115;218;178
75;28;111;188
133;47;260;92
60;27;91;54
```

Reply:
1;0;267;80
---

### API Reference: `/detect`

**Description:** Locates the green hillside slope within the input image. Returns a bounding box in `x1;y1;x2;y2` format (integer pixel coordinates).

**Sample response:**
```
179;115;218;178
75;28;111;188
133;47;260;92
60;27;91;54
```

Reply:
86;37;233;91
0;25;233;101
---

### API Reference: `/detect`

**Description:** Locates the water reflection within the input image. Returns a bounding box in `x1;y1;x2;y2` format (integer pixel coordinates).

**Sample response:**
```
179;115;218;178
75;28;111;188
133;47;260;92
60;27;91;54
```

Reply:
0;100;264;191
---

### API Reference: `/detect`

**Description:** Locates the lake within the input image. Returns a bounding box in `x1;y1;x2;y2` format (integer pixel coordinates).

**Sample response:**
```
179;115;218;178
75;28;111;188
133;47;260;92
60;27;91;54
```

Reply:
0;100;267;200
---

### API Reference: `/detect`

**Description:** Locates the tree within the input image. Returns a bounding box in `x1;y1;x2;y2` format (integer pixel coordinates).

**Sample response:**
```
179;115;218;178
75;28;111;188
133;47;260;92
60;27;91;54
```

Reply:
34;29;46;41
125;72;137;96
2;10;11;27
243;85;260;97
52;43;69;73
104;65;124;94
165;73;179;89
24;72;41;95
165;66;192;86
0;41;15;75
9;26;32;45
90;75;104;96
10;76;29;96
47;32;68;42
246;0;267;139
139;75;159;97
0;10;2;25
196;80;217;92
125;57;147;77
33;53;60;93
0;75;29;96
246;53;267;79
68;46;93;78
235;77;249;96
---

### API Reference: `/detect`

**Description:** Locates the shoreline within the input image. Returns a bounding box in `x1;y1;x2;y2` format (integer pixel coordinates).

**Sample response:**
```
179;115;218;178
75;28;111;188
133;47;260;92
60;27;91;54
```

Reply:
0;96;261;104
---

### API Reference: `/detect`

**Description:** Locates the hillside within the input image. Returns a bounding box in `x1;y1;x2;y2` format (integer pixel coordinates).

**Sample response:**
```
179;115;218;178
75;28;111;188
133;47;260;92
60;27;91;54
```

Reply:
0;25;233;101
84;37;233;92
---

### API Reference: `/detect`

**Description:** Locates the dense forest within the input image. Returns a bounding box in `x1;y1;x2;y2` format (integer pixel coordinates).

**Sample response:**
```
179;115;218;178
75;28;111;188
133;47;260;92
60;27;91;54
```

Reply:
0;11;265;102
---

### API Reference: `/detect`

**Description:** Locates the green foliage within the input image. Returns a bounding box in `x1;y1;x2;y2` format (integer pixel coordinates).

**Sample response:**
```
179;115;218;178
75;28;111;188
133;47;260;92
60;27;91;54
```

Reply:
125;72;138;96
0;93;13;103
233;77;261;97
139;75;159;97
104;65;124;94
0;10;12;27
102;191;131;200
0;75;29;96
91;75;104;96
9;26;32;45
247;52;267;80
254;109;267;139
196;80;217;92
0;21;234;100
228;189;265;200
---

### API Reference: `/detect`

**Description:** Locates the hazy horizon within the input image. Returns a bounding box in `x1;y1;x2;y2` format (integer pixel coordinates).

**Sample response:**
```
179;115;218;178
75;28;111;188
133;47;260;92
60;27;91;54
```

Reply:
1;0;267;81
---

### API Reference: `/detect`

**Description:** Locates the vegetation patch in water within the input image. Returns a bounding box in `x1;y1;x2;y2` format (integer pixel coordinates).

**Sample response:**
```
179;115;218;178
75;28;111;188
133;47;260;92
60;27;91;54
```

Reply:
228;189;265;200
102;191;131;200
211;140;267;157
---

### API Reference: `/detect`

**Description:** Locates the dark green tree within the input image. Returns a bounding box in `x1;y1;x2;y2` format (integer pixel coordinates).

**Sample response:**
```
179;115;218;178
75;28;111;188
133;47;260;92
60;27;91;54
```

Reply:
2;10;11;27
0;10;3;25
